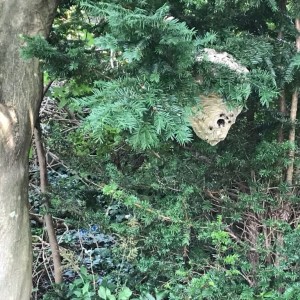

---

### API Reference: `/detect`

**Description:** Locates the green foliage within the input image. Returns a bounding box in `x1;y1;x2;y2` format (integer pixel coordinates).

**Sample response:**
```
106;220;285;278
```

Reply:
285;53;300;83
29;0;300;299
73;2;199;149
98;286;132;300
43;266;133;300
66;267;96;299
75;78;193;149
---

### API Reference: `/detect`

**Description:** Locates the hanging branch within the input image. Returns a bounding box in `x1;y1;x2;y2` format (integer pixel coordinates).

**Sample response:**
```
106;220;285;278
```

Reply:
286;18;300;185
34;80;63;284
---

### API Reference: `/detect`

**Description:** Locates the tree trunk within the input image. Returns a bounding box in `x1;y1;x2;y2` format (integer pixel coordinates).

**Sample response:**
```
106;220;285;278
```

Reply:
277;0;287;144
286;18;300;185
0;1;58;299
286;90;299;184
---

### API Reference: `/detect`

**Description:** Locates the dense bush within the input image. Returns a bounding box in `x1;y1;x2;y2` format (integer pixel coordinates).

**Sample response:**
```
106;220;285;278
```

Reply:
27;0;300;299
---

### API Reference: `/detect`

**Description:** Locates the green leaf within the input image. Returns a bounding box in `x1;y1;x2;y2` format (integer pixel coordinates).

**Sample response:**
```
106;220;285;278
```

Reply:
142;293;155;300
106;289;113;297
98;286;107;299
82;282;90;295
74;291;83;297
118;287;132;300
156;290;169;300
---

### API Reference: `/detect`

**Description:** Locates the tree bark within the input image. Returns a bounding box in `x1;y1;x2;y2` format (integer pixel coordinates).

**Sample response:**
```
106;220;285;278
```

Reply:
0;1;58;299
277;0;287;144
286;18;300;185
278;92;287;143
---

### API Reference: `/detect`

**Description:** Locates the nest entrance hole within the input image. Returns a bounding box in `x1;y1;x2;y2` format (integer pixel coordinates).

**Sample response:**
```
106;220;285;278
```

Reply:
217;118;225;127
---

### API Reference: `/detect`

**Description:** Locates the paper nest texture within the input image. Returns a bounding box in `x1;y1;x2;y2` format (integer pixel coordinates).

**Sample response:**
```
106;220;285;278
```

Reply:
190;94;242;146
191;48;248;145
